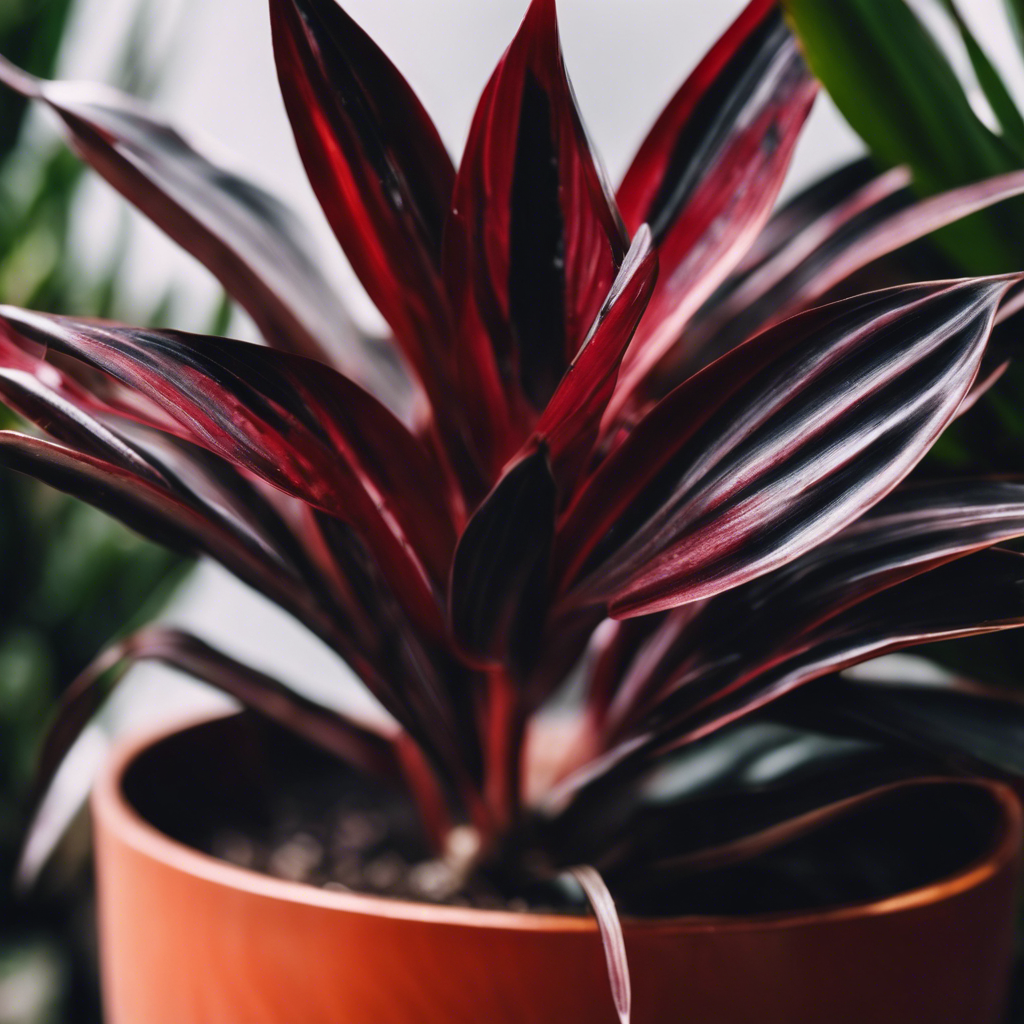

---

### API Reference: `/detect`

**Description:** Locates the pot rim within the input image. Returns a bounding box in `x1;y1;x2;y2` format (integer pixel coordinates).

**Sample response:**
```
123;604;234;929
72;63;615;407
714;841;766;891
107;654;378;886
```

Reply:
93;710;1023;937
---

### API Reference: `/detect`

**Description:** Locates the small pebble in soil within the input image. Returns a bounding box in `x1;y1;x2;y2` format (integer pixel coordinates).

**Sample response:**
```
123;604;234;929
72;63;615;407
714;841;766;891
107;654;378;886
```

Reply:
204;780;575;914
407;859;460;901
268;833;324;883
211;830;257;870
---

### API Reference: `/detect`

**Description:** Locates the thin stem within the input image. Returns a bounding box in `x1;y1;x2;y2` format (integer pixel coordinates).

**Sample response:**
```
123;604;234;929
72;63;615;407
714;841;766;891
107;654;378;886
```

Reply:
482;667;526;841
393;733;455;853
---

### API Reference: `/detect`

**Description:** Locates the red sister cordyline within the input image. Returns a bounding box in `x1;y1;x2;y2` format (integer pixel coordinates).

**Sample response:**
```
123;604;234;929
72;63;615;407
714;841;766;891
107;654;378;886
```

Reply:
7;1;1024;1016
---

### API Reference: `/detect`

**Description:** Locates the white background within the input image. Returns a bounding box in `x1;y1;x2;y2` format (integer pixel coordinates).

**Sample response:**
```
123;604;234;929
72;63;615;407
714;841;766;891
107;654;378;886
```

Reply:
25;0;1024;733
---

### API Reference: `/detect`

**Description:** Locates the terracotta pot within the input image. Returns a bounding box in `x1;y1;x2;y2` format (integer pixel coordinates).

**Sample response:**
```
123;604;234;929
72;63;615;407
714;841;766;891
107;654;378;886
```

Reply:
94;713;1023;1024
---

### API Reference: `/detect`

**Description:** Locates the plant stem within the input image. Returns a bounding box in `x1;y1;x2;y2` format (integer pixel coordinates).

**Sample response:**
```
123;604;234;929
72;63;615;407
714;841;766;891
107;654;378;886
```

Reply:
482;667;525;840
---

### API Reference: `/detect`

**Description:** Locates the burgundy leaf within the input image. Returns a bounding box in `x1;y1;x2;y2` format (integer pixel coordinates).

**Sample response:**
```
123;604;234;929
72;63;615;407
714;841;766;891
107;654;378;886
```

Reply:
558;278;1011;618
0;432;328;628
651;548;1024;755
552;719;929;881
0;336;364;614
606;478;1024;737
269;0;455;415
0;319;479;785
18;628;401;888
611;0;817;409
0;308;453;621
449;447;556;672
791;671;1024;782
729;157;904;282
0;58;409;403
568;865;631;1024
685;168;1024;373
0;427;477;790
625;777;978;879
444;0;629;473
584;616;667;728
311;509;484;787
534;227;657;499
674;166;912;376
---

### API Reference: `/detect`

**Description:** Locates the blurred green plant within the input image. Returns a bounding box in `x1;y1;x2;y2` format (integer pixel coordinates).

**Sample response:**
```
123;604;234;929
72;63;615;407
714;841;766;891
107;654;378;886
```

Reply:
0;2;208;1022
783;0;1024;274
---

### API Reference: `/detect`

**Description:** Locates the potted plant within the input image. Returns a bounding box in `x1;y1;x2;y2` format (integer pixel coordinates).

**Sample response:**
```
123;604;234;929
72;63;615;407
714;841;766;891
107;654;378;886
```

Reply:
5;0;1024;1021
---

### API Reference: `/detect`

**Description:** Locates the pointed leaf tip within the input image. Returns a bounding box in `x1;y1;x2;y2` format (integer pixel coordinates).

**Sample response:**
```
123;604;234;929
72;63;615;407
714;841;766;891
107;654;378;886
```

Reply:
270;0;456;410
561;277;1007;617
444;0;627;463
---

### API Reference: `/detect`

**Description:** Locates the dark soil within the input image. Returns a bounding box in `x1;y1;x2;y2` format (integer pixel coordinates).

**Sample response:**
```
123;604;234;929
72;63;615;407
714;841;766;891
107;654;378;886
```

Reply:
204;777;552;911
125;714;579;913
125;714;1007;918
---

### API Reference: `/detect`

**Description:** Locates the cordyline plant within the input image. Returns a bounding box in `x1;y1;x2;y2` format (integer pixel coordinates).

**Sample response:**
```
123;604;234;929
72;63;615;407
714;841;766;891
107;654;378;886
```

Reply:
8;0;1024;1017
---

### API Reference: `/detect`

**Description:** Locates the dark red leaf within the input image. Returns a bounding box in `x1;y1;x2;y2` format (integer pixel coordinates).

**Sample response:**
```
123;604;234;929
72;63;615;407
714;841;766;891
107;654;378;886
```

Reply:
685;168;1024;373
651;548;1024;755
0;431;318;624
558;278;1011;618
0;58;409;402
730;157;904;281
444;0;629;472
0;308;453;623
535;227;657;499
269;0;455;414
611;1;816;409
606;478;1024;737
449;447;556;672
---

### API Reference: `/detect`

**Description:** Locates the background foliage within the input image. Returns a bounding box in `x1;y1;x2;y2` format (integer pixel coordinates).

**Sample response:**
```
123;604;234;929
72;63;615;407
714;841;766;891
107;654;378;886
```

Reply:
0;3;200;1021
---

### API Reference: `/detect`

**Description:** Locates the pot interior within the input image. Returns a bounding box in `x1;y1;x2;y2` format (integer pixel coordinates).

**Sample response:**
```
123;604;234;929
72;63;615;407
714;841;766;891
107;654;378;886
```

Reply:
122;713;1012;918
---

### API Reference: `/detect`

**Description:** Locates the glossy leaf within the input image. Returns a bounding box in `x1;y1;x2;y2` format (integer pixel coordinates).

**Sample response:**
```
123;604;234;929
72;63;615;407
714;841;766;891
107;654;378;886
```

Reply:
0;429;312;605
683;169;1024;375
612;1;816;406
0;58;407;402
533;227;657;498
559;278;1010;618
311;508;483;784
607;478;1024;736
444;0;628;469
0;308;452;620
449;448;556;671
269;0;454;414
651;548;1024;754
728;157;894;281
678;169;913;372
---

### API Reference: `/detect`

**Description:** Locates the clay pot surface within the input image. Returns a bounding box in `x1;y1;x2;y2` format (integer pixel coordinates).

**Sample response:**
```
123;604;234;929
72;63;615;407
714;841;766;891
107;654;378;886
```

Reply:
94;713;1023;1024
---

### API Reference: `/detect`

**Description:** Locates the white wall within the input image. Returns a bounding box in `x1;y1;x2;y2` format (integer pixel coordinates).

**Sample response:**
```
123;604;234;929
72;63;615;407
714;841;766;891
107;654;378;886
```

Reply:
31;0;1024;734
